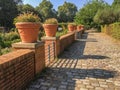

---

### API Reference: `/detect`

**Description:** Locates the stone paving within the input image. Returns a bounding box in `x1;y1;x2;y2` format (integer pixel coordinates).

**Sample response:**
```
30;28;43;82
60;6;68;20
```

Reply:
26;30;120;90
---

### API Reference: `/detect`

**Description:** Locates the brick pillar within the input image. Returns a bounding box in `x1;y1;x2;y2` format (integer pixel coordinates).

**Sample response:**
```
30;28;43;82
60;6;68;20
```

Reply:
41;36;60;57
75;30;79;40
12;41;45;74
77;30;82;39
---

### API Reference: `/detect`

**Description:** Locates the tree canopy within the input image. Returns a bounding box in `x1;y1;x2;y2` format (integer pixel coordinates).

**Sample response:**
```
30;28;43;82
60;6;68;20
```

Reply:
58;1;77;22
0;0;21;28
36;0;57;21
94;0;120;25
17;4;35;13
112;0;120;8
74;0;108;28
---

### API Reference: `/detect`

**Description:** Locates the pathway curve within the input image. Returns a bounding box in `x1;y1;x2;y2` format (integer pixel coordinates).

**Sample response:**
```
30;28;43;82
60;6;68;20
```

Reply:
27;30;120;90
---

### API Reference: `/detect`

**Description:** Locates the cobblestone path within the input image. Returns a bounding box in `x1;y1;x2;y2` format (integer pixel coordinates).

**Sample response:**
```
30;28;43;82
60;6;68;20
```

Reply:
27;30;120;90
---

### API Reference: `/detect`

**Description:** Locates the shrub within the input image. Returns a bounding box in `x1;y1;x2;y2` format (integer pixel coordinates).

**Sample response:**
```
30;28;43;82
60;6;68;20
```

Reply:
4;41;11;47
11;39;21;43
112;23;120;40
44;18;58;24
10;28;18;32
58;23;68;30
38;31;45;40
101;22;120;40
14;12;41;23
0;48;12;55
0;34;5;48
4;32;20;41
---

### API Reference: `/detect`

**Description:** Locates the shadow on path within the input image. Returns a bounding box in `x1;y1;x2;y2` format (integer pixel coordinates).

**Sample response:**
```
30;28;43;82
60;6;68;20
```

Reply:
59;32;109;60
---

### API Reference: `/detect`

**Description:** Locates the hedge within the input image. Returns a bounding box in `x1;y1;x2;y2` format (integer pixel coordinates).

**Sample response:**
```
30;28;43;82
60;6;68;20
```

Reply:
101;22;120;40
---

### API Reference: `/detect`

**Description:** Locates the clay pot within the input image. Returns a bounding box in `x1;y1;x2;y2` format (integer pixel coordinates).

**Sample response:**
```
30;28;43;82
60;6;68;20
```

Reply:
74;25;77;30
43;24;58;37
68;24;75;32
81;25;84;29
77;25;82;31
15;22;41;43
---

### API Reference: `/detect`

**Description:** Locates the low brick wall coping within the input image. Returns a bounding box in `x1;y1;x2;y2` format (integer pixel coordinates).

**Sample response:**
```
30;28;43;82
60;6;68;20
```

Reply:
60;32;75;39
12;41;44;49
41;36;60;41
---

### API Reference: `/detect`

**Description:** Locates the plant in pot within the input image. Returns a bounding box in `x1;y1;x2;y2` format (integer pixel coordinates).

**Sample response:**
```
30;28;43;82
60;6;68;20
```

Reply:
43;18;58;37
14;12;41;43
68;23;76;32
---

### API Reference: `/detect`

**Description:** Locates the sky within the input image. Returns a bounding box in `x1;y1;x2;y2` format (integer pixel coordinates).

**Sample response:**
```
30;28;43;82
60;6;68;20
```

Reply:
23;0;114;10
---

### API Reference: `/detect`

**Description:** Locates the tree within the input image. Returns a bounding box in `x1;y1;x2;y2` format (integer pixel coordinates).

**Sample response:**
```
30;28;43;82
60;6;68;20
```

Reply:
36;0;57;22
0;0;21;28
57;1;77;22
17;4;35;13
94;0;120;25
94;7;116;25
74;0;108;28
112;0;120;8
17;4;43;21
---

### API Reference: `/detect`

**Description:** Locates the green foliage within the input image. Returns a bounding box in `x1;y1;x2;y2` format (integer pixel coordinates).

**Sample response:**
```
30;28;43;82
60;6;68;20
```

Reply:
36;0;57;21
0;31;20;55
0;48;12;55
112;23;120;40
56;29;68;37
0;32;20;48
18;4;35;13
94;7;115;25
101;23;120;40
0;0;20;28
56;23;68;37
58;1;77;22
10;28;18;32
58;23;68;30
44;18;58;24
14;12;41;23
38;31;45;40
0;34;5;48
112;0;120;8
74;0;108;29
4;32;20;41
17;4;43;20
94;0;120;26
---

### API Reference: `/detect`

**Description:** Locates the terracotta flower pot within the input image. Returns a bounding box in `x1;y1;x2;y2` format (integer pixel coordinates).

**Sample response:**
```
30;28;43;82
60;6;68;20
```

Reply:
81;25;84;29
77;25;82;31
74;25;77;30
43;24;58;37
15;22;41;43
68;25;75;32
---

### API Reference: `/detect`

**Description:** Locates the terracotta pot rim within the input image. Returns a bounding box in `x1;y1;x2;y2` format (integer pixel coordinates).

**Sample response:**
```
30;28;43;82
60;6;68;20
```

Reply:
15;22;41;25
43;24;58;26
15;22;41;29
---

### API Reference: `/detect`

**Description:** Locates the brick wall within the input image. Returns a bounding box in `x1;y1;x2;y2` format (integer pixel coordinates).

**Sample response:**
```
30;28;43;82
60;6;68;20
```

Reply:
59;32;75;53
35;44;45;73
0;50;35;90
